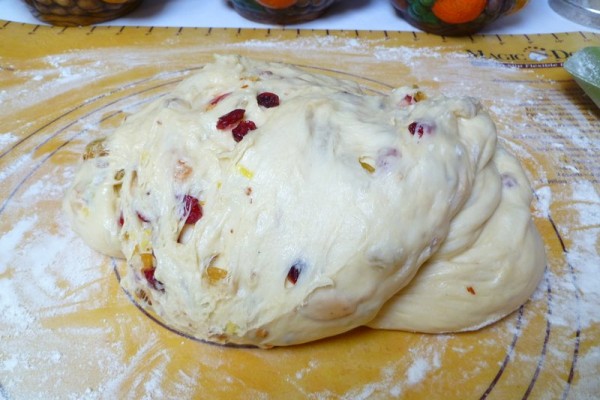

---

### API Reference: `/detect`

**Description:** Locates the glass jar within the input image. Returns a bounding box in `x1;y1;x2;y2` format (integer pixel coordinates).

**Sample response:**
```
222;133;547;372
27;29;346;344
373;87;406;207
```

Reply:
229;0;337;25
391;0;529;36
23;0;143;26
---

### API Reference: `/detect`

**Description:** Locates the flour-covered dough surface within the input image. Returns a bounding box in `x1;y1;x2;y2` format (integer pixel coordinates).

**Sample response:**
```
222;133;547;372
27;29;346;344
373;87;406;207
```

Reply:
64;55;545;347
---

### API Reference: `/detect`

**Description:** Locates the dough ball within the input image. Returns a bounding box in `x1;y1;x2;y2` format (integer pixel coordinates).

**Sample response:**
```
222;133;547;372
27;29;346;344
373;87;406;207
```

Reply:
64;55;545;347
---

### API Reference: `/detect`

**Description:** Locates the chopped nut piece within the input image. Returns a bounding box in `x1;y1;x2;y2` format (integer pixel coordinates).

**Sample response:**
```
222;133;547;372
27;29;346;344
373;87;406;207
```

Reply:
174;160;193;181
114;169;125;181
83;138;109;160
256;328;269;338
136;288;151;305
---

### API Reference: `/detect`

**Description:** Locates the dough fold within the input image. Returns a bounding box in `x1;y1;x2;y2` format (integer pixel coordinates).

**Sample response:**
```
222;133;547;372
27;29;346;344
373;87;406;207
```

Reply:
64;55;545;347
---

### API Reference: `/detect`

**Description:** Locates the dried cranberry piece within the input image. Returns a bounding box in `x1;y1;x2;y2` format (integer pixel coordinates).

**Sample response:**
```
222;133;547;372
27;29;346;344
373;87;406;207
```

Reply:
257;92;280;108
217;109;245;130
286;261;306;286
287;265;301;285
118;212;124;227
183;194;203;224
408;121;434;138
403;94;415;105
407;122;417;135
376;148;400;170
137;212;150;223
209;92;231;106
143;267;164;292
232;120;257;142
501;173;518;188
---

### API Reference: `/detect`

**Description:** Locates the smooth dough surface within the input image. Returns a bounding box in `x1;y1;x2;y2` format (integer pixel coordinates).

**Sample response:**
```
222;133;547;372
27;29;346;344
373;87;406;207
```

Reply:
64;55;545;347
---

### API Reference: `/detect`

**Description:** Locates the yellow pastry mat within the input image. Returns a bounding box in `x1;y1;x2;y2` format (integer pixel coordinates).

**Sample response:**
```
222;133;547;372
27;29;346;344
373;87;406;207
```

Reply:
0;22;599;399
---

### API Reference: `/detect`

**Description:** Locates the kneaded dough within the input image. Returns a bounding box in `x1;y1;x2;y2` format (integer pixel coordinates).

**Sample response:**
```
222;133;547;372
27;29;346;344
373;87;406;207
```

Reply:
367;147;546;332
64;55;545;347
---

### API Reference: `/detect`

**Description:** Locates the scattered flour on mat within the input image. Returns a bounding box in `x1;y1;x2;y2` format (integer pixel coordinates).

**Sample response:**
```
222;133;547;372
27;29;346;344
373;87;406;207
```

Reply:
555;181;600;329
0;153;32;182
0;215;37;274
234;36;369;53
294;359;319;380
0;168;121;398
0;132;18;148
342;344;444;399
2;39;599;398
533;186;552;219
0;49;189;115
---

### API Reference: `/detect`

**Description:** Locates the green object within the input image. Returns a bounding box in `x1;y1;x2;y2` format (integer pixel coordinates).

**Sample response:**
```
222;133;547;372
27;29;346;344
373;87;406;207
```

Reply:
391;0;524;36
564;47;600;109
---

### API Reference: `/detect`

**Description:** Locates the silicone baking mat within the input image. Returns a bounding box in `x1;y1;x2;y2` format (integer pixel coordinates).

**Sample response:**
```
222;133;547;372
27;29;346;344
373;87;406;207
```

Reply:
0;22;599;399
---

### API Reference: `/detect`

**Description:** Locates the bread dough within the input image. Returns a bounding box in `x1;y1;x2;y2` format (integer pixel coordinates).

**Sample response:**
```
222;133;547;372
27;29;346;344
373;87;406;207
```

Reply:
367;147;546;332
64;55;545;347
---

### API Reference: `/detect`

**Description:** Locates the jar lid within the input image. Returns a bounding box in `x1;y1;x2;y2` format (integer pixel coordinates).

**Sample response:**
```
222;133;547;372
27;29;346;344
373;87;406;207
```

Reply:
549;0;600;29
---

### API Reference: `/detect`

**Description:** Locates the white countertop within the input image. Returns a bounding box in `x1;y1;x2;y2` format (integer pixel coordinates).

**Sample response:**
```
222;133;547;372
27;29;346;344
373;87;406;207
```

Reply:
0;0;597;34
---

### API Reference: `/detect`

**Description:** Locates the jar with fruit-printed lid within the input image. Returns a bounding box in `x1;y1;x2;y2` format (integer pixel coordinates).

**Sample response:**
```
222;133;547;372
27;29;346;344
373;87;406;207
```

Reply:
229;0;337;25
22;0;143;26
391;0;529;36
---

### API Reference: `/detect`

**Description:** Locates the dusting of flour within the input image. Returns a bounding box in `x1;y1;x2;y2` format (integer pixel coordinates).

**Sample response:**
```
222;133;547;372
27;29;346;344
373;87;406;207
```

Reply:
1;34;599;399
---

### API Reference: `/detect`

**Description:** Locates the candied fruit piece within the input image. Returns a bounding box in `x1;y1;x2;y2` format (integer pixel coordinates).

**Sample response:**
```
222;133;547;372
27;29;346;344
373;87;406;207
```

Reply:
217;109;245;130
358;156;376;174
225;321;239;335
257;92;280;108
206;266;228;283
141;253;164;291
140;252;154;269
236;164;254;179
